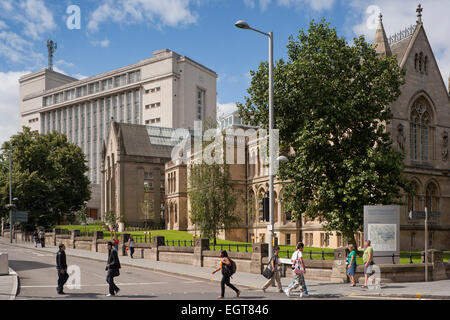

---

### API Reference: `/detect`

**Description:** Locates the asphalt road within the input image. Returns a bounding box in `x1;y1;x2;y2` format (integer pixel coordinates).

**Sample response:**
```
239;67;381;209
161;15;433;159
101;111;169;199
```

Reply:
2;243;422;300
2;243;292;300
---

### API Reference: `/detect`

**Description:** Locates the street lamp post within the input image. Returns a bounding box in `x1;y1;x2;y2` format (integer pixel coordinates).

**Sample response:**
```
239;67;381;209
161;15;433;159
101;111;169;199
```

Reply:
235;20;275;260
424;205;428;282
9;150;13;243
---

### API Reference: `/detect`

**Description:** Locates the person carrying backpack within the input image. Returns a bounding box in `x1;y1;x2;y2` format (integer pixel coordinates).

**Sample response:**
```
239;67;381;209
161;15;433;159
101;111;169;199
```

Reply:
212;250;240;299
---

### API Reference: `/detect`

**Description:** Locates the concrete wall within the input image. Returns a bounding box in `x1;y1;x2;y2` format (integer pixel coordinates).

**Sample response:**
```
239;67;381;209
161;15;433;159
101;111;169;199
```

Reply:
4;232;449;283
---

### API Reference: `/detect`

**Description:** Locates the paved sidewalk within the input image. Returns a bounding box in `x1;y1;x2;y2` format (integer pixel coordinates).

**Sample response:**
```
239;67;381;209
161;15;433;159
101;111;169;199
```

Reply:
0;268;19;300
1;237;450;300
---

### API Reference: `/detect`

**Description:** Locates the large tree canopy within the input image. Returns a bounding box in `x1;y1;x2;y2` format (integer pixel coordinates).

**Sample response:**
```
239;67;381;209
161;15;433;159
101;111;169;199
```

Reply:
0;127;91;230
238;20;411;244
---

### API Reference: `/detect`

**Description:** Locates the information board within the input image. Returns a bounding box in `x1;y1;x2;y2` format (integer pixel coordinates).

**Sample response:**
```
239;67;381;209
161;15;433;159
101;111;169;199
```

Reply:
364;205;400;264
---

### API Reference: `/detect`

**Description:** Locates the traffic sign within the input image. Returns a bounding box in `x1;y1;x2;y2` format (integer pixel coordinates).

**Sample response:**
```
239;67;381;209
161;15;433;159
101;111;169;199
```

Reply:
12;211;28;223
408;211;440;219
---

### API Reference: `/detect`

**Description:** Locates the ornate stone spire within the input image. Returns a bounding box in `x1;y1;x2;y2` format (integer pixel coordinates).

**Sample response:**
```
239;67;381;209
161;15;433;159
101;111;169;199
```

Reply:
373;12;392;57
416;4;423;24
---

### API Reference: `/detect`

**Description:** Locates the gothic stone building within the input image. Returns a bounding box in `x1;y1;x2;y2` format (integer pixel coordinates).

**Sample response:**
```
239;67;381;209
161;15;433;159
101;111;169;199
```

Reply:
166;6;450;250
102;122;179;231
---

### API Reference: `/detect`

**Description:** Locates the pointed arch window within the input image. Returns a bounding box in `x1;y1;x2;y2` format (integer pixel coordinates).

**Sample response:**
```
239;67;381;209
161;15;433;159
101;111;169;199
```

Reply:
425;183;439;212
419;52;423;72
407;182;419;213
410;99;433;162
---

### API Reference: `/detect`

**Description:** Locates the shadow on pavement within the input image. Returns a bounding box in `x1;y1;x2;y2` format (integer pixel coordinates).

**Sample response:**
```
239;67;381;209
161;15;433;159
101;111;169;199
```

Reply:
9;260;54;272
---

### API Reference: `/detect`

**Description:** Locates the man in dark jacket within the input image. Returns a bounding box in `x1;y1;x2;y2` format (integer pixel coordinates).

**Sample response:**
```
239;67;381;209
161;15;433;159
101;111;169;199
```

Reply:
106;241;121;296
56;243;69;295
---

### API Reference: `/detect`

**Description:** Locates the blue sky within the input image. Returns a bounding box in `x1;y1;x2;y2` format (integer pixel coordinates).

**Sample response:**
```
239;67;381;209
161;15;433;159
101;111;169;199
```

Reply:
1;0;449;145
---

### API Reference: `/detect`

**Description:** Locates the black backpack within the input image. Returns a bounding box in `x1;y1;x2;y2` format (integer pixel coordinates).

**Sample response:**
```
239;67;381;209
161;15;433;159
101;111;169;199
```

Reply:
223;258;237;277
229;258;237;276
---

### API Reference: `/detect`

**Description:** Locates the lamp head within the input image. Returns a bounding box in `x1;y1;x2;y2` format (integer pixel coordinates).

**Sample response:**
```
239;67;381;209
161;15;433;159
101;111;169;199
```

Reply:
235;20;250;29
277;156;289;163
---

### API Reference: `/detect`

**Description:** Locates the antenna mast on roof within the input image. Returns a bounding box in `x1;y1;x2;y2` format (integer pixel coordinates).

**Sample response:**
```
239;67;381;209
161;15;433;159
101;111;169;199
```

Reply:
47;40;57;71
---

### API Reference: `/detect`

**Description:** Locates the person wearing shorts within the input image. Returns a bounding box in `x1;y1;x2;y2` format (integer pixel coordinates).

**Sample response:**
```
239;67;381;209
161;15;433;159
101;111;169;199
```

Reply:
362;240;374;289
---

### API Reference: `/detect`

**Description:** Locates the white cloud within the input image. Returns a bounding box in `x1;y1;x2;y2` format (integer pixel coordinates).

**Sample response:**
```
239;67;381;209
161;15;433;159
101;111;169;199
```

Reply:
16;0;56;40
0;0;53;68
217;102;238;119
0;0;14;12
244;0;335;11
55;60;75;69
346;0;450;91
73;73;88;80
87;0;199;32
277;0;334;11
0;29;44;66
0;71;29;146
91;39;110;48
243;0;256;8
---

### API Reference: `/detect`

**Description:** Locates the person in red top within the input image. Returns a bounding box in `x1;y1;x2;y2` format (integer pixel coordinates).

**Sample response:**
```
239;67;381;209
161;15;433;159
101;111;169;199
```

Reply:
113;234;119;251
212;250;240;299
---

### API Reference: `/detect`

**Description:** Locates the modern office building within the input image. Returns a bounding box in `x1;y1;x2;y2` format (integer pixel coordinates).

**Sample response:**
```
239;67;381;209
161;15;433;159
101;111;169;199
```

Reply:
19;49;217;217
218;110;243;130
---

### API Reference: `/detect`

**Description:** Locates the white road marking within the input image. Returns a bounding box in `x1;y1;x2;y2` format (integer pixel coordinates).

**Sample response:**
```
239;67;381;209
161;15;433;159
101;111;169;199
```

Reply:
21;282;168;288
144;269;200;282
183;280;204;284
29;252;53;257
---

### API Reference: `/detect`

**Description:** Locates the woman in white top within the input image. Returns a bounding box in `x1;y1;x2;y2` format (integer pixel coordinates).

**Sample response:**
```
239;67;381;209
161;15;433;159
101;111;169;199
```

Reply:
128;236;135;258
284;242;308;297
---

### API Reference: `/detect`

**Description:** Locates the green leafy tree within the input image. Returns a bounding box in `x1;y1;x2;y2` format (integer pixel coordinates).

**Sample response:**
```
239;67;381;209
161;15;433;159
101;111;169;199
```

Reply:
75;203;88;234
188;120;240;245
189;162;239;245
0;127;91;230
238;20;411;245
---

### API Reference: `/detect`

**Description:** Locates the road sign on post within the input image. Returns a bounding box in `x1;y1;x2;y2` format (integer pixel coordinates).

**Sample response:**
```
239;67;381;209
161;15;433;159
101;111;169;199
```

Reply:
408;208;439;282
12;211;29;223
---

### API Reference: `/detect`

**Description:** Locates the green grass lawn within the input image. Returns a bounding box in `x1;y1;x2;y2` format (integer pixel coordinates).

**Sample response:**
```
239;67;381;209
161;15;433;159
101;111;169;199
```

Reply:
56;225;450;263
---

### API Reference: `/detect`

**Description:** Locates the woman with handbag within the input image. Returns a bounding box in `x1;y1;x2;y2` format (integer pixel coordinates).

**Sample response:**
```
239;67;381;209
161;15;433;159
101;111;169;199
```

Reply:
284;242;308;297
261;246;283;293
347;244;357;287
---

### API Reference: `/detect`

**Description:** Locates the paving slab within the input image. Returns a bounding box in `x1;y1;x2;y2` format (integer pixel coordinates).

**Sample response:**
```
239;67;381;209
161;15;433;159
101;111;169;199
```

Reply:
1;237;449;300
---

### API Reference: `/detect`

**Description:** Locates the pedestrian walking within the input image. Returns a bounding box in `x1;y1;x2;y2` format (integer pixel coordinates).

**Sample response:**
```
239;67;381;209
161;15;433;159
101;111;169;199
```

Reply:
362;240;374;289
347;244;357;287
33;230;39;248
262;246;283;293
39;229;46;248
128;235;135;258
284;242;308;297
212;250;240;299
113;234;119;252
56;243;69;295
106;241;121;297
